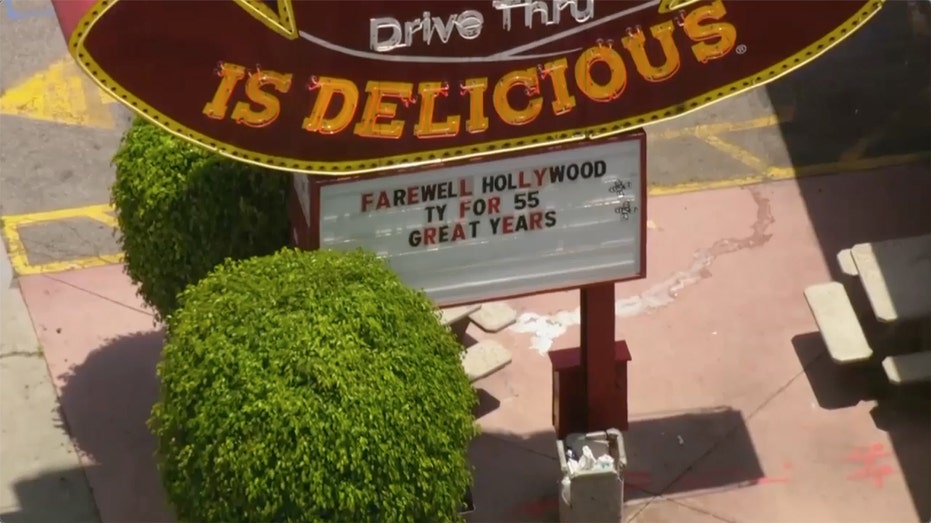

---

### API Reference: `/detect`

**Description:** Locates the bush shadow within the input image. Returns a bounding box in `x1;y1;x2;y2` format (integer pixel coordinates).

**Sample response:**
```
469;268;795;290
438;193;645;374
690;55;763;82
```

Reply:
473;388;502;420
0;465;100;523
53;330;173;523
468;406;762;522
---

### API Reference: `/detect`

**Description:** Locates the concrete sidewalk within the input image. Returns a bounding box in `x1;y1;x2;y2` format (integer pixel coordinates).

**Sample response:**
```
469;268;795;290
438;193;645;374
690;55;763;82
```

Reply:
0;240;99;522
6;164;931;523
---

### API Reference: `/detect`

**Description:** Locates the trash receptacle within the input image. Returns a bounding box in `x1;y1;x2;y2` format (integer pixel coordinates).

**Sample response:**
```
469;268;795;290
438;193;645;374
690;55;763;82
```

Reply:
556;429;627;523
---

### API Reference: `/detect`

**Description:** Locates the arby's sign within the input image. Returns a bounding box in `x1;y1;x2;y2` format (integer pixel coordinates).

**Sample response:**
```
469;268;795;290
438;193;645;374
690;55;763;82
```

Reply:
52;0;883;176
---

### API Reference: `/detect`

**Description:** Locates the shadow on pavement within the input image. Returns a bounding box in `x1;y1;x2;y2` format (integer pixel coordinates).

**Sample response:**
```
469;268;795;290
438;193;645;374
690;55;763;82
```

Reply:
50;330;765;523
768;4;931;521
792;332;888;410
766;1;930;169
766;0;931;283
870;388;931;522
0;465;100;523
54;330;172;523
470;406;762;522
765;0;931;282
474;388;502;419
793;332;931;522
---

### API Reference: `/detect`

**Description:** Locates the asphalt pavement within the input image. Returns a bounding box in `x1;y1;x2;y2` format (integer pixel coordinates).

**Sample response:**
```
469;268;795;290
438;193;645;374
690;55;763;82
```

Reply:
0;0;928;276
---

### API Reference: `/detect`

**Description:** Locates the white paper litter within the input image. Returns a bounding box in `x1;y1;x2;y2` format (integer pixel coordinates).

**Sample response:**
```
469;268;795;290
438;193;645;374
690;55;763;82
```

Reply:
565;445;616;477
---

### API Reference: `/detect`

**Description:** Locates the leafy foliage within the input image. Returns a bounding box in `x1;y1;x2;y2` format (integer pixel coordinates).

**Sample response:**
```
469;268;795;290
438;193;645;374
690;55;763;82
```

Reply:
150;248;478;523
110;117;290;321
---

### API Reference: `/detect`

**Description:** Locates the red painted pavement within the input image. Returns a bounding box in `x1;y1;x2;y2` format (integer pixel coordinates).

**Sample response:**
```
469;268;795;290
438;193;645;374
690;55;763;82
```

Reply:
18;165;930;523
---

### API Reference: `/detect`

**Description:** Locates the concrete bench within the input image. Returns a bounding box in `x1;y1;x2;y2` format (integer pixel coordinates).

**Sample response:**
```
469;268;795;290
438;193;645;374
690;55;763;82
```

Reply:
804;282;873;364
850;236;931;323
881;351;931;385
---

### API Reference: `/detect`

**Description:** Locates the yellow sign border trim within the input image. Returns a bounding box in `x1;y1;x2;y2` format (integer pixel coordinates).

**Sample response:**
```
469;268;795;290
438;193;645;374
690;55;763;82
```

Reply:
68;0;884;176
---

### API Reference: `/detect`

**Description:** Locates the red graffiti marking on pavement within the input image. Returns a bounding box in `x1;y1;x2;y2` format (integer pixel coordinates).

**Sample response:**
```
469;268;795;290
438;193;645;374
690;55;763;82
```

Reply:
753;460;793;485
754;475;791;485
624;470;654;490
514;495;559;518
847;443;895;488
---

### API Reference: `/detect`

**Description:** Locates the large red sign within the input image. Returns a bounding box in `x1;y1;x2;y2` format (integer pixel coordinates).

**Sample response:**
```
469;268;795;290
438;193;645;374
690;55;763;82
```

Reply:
53;0;883;175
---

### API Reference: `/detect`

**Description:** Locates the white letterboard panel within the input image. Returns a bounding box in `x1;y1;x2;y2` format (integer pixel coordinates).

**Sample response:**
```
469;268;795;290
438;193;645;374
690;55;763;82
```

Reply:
318;138;645;305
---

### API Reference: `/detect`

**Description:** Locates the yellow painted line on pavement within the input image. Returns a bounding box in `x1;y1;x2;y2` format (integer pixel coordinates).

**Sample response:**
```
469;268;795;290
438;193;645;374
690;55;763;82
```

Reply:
0;204;114;227
1;112;925;276
5;151;927;275
0;56;117;129
653;112;793;141
647;152;931;196
700;134;771;172
2;204;123;276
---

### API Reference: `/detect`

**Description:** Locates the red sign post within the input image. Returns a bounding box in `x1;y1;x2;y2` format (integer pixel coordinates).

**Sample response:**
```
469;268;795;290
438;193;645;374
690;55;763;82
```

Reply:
290;135;646;434
50;0;885;435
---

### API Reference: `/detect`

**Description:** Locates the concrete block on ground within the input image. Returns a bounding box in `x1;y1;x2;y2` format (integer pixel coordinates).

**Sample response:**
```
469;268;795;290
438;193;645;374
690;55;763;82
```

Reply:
462;339;512;382
440;304;481;327
469;302;517;333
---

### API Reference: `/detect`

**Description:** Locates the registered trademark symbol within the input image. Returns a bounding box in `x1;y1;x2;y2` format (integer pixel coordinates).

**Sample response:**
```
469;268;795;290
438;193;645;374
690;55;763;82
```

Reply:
736;44;748;55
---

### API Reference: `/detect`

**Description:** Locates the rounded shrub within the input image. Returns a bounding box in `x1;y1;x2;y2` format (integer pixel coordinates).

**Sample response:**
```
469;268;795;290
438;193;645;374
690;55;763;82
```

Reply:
150;248;478;523
110;117;290;321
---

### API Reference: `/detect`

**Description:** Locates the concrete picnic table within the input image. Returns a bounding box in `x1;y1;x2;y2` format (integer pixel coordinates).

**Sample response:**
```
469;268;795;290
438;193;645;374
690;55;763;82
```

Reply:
847;234;931;323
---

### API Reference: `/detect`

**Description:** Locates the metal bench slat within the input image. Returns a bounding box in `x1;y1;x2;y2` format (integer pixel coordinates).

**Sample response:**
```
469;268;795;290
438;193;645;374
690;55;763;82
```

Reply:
804;282;873;364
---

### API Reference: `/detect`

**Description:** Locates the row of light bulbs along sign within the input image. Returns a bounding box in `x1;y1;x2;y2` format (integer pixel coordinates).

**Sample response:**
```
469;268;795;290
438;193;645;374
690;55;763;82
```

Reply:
55;0;882;177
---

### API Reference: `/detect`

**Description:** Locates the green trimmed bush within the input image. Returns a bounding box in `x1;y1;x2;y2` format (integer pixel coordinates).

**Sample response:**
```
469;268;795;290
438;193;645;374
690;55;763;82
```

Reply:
150;248;478;523
110;117;290;321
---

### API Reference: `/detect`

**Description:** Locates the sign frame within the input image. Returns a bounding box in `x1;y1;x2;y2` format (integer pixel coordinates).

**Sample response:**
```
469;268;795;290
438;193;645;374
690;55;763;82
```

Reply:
290;130;647;308
52;0;885;176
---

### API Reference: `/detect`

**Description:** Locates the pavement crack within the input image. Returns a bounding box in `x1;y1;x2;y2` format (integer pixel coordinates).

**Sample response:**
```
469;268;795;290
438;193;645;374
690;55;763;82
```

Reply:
483;432;559;462
0;350;44;359
42;274;155;318
651;345;821;506
513;186;776;353
668;499;739;523
615;186;772;317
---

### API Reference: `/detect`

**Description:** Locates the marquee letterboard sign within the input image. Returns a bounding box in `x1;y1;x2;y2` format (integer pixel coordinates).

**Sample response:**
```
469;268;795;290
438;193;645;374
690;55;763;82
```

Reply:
291;132;646;306
51;0;884;175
